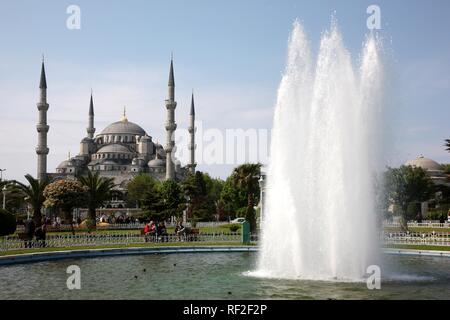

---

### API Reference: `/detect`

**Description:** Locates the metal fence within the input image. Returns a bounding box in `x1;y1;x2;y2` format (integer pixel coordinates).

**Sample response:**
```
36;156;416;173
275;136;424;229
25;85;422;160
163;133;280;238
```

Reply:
0;232;245;251
384;221;450;229
15;221;232;233
383;231;450;247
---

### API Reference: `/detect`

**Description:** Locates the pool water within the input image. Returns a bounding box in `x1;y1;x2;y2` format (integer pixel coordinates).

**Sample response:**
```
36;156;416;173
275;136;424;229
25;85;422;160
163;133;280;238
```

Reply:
0;253;449;299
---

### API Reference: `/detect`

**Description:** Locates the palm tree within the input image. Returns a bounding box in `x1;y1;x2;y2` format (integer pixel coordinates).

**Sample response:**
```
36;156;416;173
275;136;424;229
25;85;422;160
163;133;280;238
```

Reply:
445;139;450;153
14;174;48;227
77;171;115;228
232;163;262;232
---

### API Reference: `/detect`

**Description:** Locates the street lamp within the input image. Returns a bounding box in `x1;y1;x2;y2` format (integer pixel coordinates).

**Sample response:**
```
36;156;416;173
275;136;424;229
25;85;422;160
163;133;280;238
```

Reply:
2;185;8;210
258;175;265;226
24;197;30;220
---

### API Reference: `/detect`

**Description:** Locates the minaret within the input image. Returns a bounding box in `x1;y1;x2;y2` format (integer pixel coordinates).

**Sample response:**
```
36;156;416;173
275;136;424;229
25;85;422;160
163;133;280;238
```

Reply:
188;92;196;174
36;58;49;182
87;91;95;138
164;57;177;180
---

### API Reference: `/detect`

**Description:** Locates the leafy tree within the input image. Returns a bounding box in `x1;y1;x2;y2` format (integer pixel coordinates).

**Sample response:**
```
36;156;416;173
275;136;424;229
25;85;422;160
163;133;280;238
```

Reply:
140;180;164;221
384;165;433;230
220;176;247;217
445;139;450;153
126;174;158;207
43;179;87;222
182;172;217;222
441;164;450;175
13;174;49;227
0;209;16;236
77;171;115;229
159;180;186;220
231;163;261;232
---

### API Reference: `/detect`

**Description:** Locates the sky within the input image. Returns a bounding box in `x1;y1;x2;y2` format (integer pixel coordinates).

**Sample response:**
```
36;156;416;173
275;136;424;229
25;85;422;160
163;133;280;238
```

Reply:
0;0;449;182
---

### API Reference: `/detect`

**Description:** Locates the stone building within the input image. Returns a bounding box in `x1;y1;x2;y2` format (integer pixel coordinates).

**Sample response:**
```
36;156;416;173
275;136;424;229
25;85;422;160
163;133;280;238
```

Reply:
35;58;197;207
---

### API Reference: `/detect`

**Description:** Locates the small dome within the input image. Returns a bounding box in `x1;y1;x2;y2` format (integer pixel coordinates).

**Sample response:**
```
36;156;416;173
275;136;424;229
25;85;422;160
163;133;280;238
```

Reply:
100;120;146;136
97;144;133;154
57;160;70;169
405;156;443;172
148;154;165;167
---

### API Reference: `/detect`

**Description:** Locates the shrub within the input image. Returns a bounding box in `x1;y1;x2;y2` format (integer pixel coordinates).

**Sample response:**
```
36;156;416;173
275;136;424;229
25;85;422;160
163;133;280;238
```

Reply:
229;224;240;232
0;209;17;236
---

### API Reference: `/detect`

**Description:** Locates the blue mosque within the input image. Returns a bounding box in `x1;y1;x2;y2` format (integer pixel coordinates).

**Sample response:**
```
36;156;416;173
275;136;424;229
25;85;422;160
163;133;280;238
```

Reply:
35;58;197;194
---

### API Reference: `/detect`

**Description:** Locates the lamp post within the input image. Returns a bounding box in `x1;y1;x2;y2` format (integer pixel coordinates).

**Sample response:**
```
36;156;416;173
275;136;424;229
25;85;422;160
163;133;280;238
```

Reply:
24;196;30;220
2;185;7;210
258;175;265;227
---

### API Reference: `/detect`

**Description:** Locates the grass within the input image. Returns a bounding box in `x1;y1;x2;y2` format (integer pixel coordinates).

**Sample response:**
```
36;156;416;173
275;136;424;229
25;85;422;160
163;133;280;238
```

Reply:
0;241;255;257
12;224;242;237
384;244;450;252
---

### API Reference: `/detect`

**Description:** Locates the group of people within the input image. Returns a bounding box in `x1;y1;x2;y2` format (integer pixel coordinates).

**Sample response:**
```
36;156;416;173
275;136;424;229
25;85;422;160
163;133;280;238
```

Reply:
143;221;169;242
22;219;47;248
143;221;189;242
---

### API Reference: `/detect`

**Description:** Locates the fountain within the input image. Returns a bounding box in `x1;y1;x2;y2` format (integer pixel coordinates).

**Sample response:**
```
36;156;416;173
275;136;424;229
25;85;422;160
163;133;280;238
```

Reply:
257;20;384;281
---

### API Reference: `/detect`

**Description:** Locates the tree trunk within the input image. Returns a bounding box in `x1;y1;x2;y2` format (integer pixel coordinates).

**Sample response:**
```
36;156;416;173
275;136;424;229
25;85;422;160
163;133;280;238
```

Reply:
400;205;409;231
87;207;97;232
33;207;42;227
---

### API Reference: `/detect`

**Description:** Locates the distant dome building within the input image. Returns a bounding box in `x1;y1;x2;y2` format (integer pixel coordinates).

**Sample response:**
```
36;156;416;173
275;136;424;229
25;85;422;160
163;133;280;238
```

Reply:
404;156;447;185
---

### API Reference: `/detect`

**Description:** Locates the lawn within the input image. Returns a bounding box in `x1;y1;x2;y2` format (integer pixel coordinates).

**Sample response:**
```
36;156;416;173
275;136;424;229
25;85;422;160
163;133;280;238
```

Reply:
12;224;242;237
385;244;450;252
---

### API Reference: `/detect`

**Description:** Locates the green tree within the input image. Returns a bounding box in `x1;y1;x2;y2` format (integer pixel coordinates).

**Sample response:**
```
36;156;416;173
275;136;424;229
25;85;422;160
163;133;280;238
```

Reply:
43;179;87;222
140;180;164;221
384;165;433;230
220;176;247;217
0;209;17;236
126;174;158;207
445;139;450;152
77;171;115;229
231;163;261;232
13;174;49;227
441;164;450;175
182;171;218;222
159;180;186;220
0;180;26;215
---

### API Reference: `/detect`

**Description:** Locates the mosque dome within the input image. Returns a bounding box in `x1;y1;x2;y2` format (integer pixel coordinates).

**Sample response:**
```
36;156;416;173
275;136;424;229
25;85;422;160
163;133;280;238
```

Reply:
100;119;146;136
405;156;443;172
57;160;70;169
97;144;133;154
148;154;165;167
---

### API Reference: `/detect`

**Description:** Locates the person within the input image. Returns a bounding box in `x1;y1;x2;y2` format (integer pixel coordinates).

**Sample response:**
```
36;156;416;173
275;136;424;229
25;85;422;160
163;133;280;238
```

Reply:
24;219;35;248
143;222;151;242
34;223;47;247
175;221;186;241
158;221;168;242
148;221;156;242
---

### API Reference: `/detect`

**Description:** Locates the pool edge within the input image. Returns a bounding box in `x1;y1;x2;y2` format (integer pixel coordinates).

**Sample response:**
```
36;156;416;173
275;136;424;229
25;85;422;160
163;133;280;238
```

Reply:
1;246;449;266
0;246;258;266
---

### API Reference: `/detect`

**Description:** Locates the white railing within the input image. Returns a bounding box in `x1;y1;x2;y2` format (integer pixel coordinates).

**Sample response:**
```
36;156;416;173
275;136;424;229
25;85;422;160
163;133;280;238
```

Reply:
384;221;450;229
383;231;450;247
0;232;243;251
